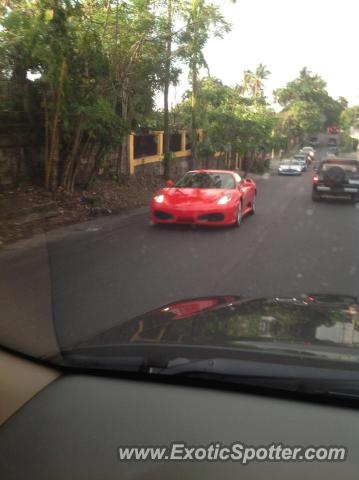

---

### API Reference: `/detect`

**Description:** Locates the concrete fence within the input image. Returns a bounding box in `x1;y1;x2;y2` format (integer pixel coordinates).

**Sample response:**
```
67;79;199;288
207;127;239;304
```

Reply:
129;129;203;175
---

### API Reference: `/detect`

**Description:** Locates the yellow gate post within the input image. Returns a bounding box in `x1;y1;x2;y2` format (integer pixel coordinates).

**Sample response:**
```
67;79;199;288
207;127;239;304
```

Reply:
129;132;135;175
180;130;187;153
153;131;164;157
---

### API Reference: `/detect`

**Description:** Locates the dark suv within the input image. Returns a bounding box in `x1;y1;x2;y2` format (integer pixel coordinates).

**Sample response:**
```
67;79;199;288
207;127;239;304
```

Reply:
312;158;359;202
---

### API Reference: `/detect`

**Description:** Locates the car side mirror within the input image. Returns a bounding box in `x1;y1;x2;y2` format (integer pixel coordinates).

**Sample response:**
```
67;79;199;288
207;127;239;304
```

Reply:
166;180;174;187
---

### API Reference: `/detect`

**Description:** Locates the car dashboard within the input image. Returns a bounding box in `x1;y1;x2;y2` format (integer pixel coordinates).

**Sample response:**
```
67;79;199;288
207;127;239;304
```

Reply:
0;348;358;479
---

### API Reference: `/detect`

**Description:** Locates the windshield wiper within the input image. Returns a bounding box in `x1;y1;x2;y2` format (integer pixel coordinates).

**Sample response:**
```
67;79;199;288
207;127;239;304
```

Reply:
60;348;359;400
151;357;359;399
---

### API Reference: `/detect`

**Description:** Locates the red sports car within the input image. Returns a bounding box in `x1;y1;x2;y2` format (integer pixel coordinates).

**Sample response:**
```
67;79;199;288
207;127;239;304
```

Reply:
150;169;257;227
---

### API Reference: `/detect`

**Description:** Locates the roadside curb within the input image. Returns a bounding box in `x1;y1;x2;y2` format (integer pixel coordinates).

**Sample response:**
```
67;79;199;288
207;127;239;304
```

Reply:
0;206;150;253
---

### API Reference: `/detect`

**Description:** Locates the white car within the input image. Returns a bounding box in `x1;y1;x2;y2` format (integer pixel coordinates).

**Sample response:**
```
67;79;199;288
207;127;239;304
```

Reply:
278;160;302;175
293;154;308;171
301;146;315;160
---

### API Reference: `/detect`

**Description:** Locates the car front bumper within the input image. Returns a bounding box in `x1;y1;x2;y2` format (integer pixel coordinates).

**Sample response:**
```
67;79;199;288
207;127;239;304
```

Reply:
150;204;238;226
278;170;302;175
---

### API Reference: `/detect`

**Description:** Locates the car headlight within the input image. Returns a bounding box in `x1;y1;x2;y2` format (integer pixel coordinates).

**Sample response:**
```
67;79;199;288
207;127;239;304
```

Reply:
218;195;232;205
154;194;165;204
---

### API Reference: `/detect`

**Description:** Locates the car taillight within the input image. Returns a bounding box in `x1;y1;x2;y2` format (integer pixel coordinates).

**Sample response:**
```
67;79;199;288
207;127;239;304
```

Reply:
312;175;319;183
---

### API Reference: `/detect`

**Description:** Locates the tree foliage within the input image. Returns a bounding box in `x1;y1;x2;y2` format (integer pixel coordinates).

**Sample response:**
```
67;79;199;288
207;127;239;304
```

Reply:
177;0;234;166
0;0;172;190
275;68;345;142
174;75;276;167
240;63;270;98
340;105;359;131
1;2;354;190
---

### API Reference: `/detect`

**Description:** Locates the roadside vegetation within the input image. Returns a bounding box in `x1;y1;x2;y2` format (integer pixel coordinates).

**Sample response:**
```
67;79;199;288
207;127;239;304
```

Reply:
1;1;357;189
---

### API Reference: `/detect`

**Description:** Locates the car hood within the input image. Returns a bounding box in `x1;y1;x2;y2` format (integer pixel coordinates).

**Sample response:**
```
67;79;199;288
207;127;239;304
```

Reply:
159;188;234;206
76;294;359;363
4;292;359;367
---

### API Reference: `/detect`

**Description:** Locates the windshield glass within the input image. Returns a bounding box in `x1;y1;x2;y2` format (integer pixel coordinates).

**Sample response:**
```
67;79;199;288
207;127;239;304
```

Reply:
2;0;359;404
174;172;236;189
281;160;300;166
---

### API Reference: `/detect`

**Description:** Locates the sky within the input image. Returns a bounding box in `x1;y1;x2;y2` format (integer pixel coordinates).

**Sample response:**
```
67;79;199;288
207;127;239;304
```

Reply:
163;0;359;108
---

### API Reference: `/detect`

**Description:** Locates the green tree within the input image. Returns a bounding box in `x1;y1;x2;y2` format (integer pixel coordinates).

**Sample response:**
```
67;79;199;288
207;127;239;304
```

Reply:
178;0;234;168
163;0;173;176
275;68;346;143
340;105;359;131
339;104;359;153
159;0;182;178
241;63;270;98
174;76;276;171
0;0;169;190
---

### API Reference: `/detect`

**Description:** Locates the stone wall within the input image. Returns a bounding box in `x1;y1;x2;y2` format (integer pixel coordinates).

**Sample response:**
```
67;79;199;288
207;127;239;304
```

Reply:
0;146;20;187
133;154;226;179
0;125;45;188
0;144;44;188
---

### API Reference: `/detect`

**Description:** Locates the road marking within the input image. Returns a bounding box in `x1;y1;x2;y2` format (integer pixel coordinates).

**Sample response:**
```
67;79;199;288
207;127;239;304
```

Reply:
86;227;101;232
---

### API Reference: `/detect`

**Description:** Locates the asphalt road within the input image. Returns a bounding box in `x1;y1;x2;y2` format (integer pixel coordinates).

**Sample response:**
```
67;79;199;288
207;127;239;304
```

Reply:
2;145;359;349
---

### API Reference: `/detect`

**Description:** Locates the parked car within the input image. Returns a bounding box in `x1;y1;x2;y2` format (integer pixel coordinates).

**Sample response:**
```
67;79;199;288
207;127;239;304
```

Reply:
312;158;359;202
293;153;309;171
328;126;341;134
312;160;321;172
327;145;339;156
301;146;315;161
150;170;257;227
278;159;302;175
309;136;320;147
327;137;337;147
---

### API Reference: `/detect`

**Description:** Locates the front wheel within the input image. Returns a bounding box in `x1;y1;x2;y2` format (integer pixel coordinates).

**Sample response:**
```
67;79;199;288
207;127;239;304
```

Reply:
249;194;256;215
234;203;242;227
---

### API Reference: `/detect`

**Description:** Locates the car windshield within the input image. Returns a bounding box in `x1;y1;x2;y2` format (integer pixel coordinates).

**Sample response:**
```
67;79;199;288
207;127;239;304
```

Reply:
174;172;236;189
281;160;300;165
3;0;359;418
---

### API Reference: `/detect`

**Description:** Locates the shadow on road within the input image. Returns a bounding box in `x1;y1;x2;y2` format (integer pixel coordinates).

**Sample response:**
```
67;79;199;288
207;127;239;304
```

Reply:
149;220;254;234
314;198;358;206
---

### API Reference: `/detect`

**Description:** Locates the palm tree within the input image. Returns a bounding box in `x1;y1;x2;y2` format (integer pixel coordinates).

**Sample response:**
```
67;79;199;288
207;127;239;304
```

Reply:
180;0;237;168
252;63;270;97
240;69;254;96
179;0;233;167
240;63;270;98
